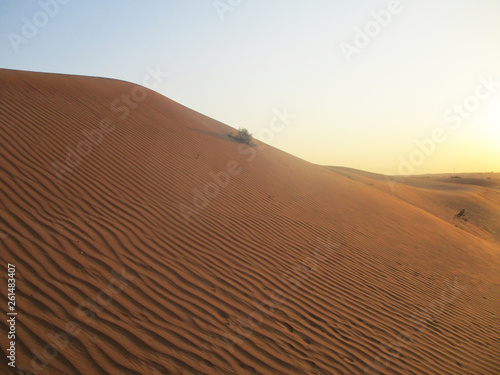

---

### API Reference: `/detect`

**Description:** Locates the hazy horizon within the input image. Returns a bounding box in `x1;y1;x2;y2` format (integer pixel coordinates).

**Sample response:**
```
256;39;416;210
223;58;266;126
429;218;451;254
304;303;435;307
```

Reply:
1;0;499;175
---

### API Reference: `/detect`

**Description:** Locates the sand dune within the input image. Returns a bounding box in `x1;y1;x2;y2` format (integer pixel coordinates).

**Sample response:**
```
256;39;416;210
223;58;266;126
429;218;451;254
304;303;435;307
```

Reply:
327;167;500;244
1;69;499;374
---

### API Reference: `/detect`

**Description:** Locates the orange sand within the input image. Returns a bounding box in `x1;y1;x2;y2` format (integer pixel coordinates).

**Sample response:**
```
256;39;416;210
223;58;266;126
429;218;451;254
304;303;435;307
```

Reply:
0;69;499;374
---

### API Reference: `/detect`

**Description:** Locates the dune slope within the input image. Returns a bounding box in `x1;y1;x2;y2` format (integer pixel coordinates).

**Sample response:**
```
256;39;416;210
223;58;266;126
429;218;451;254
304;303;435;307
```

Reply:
1;69;499;375
327;167;500;244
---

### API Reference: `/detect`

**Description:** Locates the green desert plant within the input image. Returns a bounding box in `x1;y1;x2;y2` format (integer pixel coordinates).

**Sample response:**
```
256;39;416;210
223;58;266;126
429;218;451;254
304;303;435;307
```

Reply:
232;127;253;145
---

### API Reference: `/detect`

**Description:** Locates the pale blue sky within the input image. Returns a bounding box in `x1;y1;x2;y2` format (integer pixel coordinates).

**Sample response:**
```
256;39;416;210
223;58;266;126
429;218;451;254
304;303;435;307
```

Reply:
1;0;499;174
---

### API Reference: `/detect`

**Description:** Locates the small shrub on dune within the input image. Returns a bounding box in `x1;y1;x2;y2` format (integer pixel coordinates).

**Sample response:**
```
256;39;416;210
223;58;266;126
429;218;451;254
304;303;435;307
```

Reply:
231;127;253;145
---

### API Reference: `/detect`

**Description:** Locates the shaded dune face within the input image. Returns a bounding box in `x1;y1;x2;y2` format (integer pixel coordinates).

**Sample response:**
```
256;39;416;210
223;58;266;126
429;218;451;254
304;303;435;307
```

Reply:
0;69;499;375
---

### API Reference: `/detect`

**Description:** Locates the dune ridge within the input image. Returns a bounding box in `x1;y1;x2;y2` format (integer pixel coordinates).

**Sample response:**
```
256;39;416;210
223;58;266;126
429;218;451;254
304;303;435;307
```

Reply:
0;69;499;374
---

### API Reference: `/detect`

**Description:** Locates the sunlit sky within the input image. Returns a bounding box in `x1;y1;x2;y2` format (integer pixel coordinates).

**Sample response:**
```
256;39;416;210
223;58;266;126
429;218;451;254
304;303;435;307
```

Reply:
1;0;499;175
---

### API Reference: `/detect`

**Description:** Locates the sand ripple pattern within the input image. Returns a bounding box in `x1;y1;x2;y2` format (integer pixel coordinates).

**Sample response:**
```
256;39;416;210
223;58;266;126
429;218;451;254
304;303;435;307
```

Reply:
0;70;499;374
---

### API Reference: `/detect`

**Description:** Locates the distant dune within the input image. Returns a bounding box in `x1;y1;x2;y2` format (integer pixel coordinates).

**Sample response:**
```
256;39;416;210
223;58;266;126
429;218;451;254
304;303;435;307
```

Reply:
327;167;500;244
1;69;499;375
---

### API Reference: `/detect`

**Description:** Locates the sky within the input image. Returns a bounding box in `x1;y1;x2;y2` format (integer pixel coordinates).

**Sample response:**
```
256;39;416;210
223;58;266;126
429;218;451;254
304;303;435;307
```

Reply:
1;0;499;175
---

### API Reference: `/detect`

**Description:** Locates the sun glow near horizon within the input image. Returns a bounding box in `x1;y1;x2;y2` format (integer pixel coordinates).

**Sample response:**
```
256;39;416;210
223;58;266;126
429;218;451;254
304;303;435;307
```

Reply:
482;97;500;144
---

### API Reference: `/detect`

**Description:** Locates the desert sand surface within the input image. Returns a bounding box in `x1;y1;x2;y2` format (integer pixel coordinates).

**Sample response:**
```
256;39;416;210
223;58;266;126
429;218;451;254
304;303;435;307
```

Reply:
327;167;500;244
0;69;499;375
